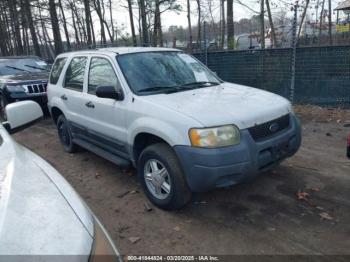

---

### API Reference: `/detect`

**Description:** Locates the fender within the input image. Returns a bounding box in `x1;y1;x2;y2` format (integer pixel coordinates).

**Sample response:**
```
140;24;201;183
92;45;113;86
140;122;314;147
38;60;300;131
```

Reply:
127;116;191;152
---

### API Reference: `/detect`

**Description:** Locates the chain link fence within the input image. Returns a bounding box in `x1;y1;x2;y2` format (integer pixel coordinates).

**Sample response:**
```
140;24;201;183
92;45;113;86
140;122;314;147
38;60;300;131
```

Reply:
193;45;350;108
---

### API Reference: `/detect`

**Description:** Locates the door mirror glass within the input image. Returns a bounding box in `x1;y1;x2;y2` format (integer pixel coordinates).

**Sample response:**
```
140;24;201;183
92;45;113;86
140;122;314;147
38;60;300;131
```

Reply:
96;86;124;101
2;101;43;133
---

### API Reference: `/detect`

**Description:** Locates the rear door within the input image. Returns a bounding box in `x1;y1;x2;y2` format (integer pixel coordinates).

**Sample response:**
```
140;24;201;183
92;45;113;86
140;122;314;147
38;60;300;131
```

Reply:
79;55;128;157
61;56;89;135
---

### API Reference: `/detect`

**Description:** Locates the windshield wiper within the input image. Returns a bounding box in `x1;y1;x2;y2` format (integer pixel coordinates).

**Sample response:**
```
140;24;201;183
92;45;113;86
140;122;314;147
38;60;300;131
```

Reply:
138;82;220;94
179;81;220;87
24;64;49;71
5;65;31;73
138;86;179;93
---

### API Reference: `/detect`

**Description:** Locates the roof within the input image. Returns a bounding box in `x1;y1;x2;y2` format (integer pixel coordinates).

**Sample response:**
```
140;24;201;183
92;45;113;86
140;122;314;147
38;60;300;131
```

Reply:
99;47;180;54
0;56;41;60
59;47;181;57
335;0;350;10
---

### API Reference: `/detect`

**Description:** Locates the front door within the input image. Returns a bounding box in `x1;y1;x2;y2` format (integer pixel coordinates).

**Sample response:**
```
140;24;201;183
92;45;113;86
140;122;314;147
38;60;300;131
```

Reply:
80;55;128;157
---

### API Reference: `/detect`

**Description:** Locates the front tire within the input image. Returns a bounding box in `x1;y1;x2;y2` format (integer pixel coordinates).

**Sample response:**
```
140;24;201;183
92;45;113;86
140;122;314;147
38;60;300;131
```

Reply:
138;143;192;210
0;94;8;121
56;115;78;153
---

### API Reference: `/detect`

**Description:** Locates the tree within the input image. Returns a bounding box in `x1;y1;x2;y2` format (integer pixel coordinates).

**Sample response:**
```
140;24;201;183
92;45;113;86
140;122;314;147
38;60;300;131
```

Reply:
9;0;24;55
187;0;192;52
220;0;225;49
196;0;201;45
260;0;265;49
328;0;332;45
298;0;310;40
24;0;41;57
127;0;137;46
49;0;64;55
139;0;149;46
266;0;277;47
83;0;93;47
227;0;234;49
318;0;325;45
58;0;71;50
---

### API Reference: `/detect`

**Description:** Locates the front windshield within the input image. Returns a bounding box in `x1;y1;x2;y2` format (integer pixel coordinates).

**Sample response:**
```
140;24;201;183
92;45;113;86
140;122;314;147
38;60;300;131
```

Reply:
117;51;221;94
0;58;49;76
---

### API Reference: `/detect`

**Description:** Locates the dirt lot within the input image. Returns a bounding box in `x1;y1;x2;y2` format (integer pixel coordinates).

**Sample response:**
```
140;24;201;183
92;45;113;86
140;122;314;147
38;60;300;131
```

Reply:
13;106;350;256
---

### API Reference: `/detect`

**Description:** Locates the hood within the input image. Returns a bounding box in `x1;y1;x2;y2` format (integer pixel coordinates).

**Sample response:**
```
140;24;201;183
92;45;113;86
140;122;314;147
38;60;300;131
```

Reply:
0;127;93;255
141;83;292;129
0;72;49;83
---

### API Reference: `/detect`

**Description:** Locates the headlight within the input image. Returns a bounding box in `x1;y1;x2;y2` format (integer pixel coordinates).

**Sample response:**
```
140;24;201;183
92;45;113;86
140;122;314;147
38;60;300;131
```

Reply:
6;85;26;92
189;125;240;148
89;216;120;262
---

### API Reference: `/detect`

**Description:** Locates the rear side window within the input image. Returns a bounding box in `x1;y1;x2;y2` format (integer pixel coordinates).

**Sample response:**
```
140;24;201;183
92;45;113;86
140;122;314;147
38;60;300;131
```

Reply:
64;57;87;92
88;57;119;94
50;57;67;84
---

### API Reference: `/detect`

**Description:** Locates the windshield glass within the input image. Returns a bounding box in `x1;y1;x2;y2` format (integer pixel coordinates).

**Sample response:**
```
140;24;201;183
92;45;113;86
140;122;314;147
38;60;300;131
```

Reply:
117;52;221;94
0;58;49;76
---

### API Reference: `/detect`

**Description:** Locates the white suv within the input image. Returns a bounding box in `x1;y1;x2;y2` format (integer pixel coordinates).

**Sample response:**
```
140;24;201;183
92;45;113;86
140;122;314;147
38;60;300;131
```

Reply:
47;47;301;210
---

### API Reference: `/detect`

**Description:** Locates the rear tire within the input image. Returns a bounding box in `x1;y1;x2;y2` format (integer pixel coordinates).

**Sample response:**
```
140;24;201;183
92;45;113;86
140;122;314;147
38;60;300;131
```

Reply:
56;115;78;153
138;143;192;210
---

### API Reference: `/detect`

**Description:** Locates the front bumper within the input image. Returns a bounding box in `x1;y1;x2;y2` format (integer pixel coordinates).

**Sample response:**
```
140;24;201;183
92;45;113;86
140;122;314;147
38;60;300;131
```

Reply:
174;114;302;192
8;92;47;106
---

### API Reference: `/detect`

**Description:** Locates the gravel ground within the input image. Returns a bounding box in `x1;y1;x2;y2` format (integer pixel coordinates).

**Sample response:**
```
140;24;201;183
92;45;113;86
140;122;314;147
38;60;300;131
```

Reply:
13;106;350;256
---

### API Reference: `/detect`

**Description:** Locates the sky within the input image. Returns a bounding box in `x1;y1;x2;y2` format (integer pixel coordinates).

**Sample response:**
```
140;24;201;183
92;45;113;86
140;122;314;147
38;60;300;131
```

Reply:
92;0;345;36
112;0;261;33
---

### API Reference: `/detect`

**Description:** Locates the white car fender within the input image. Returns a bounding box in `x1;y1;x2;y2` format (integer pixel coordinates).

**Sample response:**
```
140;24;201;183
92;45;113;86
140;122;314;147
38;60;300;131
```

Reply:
127;116;190;148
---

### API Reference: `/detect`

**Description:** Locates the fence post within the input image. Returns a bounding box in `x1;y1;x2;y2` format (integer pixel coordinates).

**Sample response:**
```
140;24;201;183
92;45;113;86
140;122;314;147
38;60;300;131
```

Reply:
290;1;298;104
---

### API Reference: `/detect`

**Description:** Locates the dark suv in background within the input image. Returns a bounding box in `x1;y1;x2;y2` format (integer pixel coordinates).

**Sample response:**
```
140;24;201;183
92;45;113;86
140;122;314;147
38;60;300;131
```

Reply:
0;56;50;118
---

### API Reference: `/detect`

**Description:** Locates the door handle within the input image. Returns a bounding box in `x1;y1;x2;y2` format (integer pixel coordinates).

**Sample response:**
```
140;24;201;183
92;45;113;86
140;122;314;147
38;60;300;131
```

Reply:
60;94;68;101
85;101;95;108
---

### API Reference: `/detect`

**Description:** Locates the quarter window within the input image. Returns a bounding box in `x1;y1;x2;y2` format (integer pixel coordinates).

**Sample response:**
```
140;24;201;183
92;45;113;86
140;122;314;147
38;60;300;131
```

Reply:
88;57;119;94
64;57;87;91
50;57;67;84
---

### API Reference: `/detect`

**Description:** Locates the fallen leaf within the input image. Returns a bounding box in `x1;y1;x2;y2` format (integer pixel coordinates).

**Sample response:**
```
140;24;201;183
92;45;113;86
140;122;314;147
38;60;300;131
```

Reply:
310;187;320;192
173;226;181;232
296;190;310;200
128;237;141;244
319;212;334;221
95;173;101;179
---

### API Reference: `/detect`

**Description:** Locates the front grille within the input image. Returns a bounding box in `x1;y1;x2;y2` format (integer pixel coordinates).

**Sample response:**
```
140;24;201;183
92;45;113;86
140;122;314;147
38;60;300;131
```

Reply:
26;83;47;94
248;114;290;141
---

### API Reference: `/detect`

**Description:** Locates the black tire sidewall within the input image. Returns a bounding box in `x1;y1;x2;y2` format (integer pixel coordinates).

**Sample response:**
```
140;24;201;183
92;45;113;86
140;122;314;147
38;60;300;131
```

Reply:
0;94;8;121
57;115;75;153
138;144;191;210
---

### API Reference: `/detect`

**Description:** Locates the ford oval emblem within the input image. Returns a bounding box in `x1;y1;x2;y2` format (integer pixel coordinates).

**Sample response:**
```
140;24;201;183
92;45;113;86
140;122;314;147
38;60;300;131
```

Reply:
269;123;279;133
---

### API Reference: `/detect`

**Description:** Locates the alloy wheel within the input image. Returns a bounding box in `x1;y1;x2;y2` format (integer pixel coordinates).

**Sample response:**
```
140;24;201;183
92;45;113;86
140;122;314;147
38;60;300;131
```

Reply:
144;159;172;200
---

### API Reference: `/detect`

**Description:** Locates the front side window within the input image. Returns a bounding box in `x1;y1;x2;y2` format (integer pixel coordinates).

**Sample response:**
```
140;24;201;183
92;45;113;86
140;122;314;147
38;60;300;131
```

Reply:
50;57;67;84
64;57;87;92
88;57;119;94
117;52;221;95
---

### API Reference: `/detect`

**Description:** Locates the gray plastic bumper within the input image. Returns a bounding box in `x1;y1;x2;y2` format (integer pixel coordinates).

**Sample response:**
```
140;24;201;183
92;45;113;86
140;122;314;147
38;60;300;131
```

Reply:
174;114;302;192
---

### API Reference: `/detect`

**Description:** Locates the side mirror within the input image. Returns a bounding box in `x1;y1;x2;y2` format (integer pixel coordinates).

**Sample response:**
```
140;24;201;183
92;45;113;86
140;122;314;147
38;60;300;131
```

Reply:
2;101;43;134
96;86;124;101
